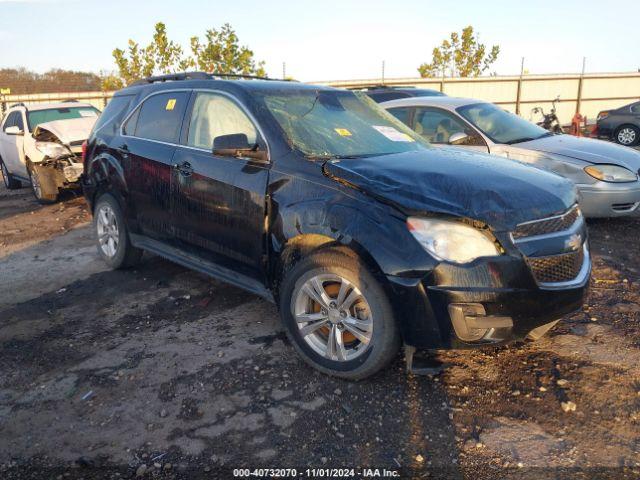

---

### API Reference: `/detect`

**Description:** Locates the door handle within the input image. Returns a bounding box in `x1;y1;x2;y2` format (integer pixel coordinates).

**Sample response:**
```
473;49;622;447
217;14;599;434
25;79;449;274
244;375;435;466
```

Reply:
173;161;193;177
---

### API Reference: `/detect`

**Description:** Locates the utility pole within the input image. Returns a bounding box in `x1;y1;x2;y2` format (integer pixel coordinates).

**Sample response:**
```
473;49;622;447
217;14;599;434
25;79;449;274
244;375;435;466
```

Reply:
381;60;385;85
282;62;286;79
516;57;525;115
576;57;586;114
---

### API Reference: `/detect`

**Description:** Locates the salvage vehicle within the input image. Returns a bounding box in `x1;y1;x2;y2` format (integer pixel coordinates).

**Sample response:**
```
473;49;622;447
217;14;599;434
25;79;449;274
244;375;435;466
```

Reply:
82;72;590;379
0;101;100;203
595;100;640;146
383;96;640;217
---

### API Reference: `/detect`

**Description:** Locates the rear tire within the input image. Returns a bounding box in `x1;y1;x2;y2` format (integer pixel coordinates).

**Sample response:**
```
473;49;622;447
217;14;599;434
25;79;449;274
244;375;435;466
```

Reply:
28;164;58;204
614;125;639;146
1;159;22;190
94;193;143;269
279;249;400;380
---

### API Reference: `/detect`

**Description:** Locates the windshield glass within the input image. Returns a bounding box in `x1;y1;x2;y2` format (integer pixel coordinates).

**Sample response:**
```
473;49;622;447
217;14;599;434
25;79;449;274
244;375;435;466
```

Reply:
255;89;430;158
27;106;100;130
457;102;550;144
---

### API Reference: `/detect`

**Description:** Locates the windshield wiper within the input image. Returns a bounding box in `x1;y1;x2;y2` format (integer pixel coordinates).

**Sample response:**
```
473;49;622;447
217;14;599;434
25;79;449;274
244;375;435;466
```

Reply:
505;137;536;145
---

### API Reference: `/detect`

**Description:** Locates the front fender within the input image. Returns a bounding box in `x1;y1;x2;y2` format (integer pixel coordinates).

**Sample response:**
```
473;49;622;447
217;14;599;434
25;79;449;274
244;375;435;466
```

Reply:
269;176;435;278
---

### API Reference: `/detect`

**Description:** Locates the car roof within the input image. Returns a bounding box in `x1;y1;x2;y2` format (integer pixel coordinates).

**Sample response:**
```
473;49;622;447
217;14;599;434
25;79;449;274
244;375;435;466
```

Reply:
380;96;483;109
117;79;336;97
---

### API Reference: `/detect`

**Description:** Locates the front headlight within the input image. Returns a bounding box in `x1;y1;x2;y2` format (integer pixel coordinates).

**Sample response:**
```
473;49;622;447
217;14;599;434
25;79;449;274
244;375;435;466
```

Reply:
584;164;637;183
407;217;501;264
35;141;71;159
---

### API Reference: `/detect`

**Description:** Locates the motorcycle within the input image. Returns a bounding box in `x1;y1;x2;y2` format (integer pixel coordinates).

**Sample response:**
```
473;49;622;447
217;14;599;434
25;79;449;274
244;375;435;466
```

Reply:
531;96;563;134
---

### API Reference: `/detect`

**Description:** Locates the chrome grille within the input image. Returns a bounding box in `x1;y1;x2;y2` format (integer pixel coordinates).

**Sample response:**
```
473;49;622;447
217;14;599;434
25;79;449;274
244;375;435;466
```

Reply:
527;248;584;284
512;206;580;240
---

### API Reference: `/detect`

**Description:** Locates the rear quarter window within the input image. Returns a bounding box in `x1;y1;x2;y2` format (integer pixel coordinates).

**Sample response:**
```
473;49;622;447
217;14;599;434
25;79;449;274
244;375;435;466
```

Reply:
93;95;134;135
128;92;190;143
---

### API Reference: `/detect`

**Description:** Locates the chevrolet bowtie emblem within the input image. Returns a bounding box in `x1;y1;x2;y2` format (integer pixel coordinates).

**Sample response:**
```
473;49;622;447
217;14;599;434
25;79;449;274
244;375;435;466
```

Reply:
565;233;582;252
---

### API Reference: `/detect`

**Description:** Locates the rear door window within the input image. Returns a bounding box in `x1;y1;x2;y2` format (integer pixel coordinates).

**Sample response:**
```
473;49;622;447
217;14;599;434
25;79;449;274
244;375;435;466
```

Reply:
130;91;190;144
630;102;640;114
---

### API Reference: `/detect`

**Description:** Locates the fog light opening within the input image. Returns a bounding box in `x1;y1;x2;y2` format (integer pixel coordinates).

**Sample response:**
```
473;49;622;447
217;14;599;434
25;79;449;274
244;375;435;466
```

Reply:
448;303;513;342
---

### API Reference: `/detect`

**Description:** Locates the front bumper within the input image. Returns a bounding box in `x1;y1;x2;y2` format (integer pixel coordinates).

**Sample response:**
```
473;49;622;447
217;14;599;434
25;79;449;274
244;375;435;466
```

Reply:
386;247;590;350
578;183;640;217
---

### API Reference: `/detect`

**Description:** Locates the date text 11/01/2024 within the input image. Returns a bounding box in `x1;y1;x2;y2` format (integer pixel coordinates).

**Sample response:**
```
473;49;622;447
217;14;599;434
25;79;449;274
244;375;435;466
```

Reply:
233;468;401;477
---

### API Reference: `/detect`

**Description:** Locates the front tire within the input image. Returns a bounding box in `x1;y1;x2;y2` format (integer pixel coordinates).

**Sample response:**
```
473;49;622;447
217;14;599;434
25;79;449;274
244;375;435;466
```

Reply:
614;125;639;146
279;249;400;380
28;164;58;204
94;194;143;269
1;159;22;190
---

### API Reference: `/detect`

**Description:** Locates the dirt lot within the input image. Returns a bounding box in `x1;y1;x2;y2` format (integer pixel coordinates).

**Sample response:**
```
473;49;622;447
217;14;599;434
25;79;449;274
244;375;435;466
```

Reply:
1;183;639;480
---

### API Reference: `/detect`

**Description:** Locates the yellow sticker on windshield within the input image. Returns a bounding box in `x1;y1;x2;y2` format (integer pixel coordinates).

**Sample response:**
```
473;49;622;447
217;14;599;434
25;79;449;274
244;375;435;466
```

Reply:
165;99;177;111
334;128;352;137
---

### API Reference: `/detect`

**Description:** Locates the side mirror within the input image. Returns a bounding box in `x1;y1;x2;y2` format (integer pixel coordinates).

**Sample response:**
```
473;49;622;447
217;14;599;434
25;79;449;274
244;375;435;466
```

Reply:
448;132;468;145
213;133;267;162
4;126;23;136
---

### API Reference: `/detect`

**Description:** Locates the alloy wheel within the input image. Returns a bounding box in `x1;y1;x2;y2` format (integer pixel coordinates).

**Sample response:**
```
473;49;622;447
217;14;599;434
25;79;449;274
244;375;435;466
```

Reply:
96;204;120;258
293;274;373;361
618;127;637;145
29;169;42;199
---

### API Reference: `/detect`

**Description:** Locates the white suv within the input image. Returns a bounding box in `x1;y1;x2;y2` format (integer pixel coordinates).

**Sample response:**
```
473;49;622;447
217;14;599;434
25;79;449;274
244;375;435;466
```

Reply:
0;101;100;203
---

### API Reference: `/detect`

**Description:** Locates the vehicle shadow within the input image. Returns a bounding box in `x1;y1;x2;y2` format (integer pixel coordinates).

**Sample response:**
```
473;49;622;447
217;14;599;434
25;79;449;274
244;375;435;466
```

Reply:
0;252;464;477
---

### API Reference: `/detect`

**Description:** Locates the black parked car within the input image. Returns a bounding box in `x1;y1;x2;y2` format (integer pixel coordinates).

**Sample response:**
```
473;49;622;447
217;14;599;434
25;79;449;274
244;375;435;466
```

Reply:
596;100;640;146
356;85;446;103
82;72;590;379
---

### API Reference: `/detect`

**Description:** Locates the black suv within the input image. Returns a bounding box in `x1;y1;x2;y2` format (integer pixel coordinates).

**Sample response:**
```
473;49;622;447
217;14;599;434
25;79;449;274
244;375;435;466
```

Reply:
82;72;590;380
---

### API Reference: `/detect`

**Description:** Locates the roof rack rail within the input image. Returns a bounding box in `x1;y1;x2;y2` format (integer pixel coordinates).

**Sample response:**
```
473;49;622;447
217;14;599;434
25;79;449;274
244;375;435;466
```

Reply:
130;71;293;86
61;99;79;103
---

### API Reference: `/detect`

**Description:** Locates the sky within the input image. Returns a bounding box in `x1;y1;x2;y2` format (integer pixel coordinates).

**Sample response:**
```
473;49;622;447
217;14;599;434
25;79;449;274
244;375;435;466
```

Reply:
0;0;638;81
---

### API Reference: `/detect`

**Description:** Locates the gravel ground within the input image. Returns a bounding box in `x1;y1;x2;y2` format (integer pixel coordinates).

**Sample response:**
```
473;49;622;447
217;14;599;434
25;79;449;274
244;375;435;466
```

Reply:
0;183;639;480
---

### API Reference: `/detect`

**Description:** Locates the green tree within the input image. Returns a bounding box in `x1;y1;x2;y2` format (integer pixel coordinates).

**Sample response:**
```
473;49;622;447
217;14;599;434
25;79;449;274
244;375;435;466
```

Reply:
418;26;500;78
189;23;266;76
109;22;266;86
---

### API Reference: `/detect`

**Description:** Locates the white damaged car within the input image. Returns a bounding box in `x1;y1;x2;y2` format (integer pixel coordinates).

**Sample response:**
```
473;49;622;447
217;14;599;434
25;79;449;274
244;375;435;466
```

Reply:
0;101;100;203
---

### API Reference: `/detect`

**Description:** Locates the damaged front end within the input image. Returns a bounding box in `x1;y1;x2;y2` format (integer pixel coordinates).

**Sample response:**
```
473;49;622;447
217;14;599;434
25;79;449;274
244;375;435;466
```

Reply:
28;123;88;189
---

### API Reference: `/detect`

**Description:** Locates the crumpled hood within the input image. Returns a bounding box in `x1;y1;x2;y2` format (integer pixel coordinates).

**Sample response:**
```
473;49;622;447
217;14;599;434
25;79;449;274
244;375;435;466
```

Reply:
323;148;576;231
33;117;97;144
519;134;640;172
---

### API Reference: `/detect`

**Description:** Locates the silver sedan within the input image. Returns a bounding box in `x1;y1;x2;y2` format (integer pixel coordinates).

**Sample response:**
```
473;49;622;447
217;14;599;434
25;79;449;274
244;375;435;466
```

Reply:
381;96;640;217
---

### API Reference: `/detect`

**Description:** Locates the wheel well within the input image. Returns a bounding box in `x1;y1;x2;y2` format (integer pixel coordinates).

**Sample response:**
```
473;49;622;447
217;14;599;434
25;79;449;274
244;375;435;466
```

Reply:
270;234;385;301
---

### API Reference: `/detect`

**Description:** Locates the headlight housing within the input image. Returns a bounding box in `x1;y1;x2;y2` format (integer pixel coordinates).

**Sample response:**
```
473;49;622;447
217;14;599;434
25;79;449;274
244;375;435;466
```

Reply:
584;164;637;183
35;141;71;159
407;217;501;264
